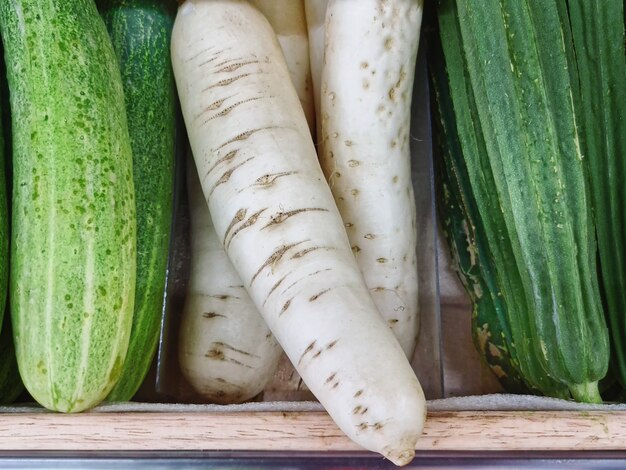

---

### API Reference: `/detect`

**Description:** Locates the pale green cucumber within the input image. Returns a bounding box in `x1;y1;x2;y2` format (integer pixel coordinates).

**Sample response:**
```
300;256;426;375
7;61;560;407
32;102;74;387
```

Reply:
0;0;136;412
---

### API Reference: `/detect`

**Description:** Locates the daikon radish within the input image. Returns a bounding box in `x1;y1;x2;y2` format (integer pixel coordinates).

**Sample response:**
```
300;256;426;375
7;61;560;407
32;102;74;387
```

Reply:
320;0;423;358
304;0;328;144
248;0;314;134
171;0;425;464
178;155;282;404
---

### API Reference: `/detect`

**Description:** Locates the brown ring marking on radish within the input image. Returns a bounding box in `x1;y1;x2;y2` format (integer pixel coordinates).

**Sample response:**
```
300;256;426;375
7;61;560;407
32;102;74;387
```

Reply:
279;298;293;316
198;54;222;67
215;59;259;73
202;312;227;320
309;288;331;302
262;207;328;230
250;240;308;285
205;149;240;178
185;45;220;63
279;267;333;299
225;207;268;248
214;126;279;152
208;157;255;198
209;294;241;301
263;273;289;306
240;171;298;193
297;340;317;366
194;96;232;120
222;207;248;244
203;73;253;91
203;96;266;124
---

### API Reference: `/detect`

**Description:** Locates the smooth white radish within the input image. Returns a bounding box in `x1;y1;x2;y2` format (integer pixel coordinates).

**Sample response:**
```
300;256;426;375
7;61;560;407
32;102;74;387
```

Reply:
178;155;282;404
248;0;315;134
304;0;328;143
319;0;423;358
171;0;426;464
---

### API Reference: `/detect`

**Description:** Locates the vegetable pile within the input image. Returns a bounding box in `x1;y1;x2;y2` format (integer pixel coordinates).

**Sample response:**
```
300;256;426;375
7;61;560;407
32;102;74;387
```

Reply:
1;0;622;465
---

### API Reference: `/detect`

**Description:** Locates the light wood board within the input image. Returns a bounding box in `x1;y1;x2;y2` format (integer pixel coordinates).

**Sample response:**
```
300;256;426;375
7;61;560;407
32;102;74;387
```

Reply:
0;410;623;452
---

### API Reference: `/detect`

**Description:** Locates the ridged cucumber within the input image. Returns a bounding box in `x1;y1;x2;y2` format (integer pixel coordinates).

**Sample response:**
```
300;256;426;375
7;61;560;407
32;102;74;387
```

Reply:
565;0;626;390
98;0;176;402
436;0;608;402
433;108;528;393
430;30;531;395
0;0;136;412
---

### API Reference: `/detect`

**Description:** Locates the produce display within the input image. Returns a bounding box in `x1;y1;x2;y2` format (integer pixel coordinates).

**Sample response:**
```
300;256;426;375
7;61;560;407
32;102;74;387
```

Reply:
0;0;624;465
433;0;625;403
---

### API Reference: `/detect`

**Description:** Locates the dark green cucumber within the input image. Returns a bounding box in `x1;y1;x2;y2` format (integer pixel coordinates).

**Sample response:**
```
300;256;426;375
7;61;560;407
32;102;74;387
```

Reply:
436;0;608;402
430;26;539;396
0;0;136;412
98;0;176;402
0;314;24;404
435;0;567;399
565;0;626;390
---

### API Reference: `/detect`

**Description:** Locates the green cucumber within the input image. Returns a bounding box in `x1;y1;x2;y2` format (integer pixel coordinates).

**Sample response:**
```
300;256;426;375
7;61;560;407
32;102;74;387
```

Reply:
0;0;136;412
435;0;567;399
565;0;626;390
98;0;176;402
436;0;608;402
0;314;24;404
437;167;528;394
430;28;536;395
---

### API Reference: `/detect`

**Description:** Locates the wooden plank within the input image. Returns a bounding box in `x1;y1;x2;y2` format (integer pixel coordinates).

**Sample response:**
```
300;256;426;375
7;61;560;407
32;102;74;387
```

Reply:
0;411;623;452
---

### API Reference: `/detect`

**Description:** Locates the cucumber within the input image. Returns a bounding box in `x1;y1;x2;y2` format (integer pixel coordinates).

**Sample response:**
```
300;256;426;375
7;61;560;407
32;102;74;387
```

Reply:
0;0;136;412
436;0;608;402
565;0;626;390
0;314;24;404
430;31;532;395
98;0;176;402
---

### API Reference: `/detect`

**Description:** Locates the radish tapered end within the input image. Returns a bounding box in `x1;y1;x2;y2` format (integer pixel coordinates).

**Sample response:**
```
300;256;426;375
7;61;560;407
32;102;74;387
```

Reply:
385;447;416;467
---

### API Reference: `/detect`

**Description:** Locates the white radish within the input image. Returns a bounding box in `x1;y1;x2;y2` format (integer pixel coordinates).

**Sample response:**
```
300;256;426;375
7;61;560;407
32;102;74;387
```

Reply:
171;0;426;464
304;0;328;144
320;0;423;358
248;0;315;134
178;155;282;404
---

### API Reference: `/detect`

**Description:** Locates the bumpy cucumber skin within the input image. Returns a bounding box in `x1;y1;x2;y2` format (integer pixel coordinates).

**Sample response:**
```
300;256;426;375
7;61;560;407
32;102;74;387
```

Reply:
99;0;175;402
0;0;136;412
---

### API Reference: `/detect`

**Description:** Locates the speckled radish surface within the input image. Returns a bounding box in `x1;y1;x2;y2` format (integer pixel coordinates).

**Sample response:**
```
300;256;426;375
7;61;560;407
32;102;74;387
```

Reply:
320;0;423;358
